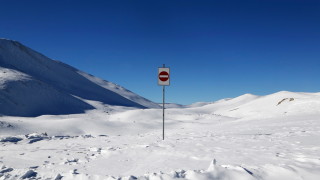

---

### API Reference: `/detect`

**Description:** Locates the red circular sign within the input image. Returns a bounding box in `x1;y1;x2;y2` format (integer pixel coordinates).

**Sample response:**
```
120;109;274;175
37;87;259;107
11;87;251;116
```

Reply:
159;71;169;81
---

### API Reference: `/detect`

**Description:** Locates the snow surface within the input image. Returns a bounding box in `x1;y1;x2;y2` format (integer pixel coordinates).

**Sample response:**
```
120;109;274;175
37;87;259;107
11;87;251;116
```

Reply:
0;38;159;116
1;91;320;179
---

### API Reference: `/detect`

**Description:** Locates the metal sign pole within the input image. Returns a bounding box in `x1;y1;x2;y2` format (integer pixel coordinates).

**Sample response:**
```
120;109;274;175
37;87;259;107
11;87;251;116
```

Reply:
158;64;169;141
162;64;165;140
163;85;165;140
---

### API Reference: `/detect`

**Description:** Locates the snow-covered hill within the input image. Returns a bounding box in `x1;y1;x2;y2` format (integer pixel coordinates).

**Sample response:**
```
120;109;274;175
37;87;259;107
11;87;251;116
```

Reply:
190;91;320;118
0;38;159;116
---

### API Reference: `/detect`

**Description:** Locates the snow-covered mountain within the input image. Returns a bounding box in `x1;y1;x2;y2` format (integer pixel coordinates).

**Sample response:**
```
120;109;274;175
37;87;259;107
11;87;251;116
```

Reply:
1;39;320;180
0;38;159;116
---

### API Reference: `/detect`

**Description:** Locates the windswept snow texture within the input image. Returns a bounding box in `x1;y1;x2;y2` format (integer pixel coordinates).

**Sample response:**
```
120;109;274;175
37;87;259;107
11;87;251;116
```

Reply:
0;39;159;116
0;91;320;179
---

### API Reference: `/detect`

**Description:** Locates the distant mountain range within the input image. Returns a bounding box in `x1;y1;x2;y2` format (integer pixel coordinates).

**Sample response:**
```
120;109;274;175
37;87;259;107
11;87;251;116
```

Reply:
0;38;159;117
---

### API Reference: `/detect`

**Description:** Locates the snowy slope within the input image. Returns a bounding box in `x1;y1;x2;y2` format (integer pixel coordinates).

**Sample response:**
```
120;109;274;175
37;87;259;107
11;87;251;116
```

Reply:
0;38;159;116
0;67;93;116
78;71;160;109
194;91;320;118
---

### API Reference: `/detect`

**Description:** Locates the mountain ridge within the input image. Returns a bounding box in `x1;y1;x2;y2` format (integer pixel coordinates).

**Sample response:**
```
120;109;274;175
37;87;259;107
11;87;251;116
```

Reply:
0;38;159;116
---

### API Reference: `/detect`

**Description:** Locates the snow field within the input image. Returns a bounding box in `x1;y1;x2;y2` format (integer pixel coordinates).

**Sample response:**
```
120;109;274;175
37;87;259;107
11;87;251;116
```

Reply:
1;91;320;179
0;115;319;178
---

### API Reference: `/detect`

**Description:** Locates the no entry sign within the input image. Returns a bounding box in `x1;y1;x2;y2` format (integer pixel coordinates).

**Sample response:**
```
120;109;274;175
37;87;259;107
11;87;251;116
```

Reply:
158;67;170;86
159;71;169;81
158;65;170;140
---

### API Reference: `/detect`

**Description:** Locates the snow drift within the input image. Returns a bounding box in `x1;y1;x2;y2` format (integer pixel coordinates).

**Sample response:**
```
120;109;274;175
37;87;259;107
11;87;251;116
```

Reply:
0;38;159;116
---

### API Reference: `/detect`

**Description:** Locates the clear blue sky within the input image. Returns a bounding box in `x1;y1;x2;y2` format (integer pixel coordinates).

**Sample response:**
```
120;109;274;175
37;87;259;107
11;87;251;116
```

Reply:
1;0;319;104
